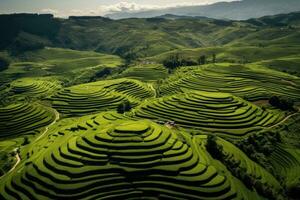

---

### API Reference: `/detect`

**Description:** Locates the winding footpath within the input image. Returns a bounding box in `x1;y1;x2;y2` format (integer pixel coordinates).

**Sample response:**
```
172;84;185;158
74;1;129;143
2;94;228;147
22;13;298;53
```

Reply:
148;83;157;98
0;109;60;180
0;148;20;179
267;110;300;129
34;109;60;143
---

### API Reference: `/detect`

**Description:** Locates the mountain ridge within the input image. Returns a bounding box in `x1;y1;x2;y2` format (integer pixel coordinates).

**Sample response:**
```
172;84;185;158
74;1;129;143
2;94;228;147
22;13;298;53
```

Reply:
106;0;300;20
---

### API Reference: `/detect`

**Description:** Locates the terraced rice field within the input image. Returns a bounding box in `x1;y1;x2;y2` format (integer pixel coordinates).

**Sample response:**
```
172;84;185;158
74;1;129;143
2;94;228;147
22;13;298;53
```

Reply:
133;90;283;137
0;119;256;200
10;78;62;98
1;49;300;199
118;64;168;82
102;79;155;99
216;137;281;190
0;103;56;138
51;79;154;116
159;64;300;101
269;145;300;187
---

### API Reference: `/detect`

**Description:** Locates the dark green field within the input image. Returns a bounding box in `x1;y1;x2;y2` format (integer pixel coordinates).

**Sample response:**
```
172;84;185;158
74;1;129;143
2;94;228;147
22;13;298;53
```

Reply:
0;11;300;200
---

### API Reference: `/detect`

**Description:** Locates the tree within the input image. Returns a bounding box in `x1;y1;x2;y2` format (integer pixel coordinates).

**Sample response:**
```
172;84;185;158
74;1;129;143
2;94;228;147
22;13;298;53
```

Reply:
0;55;10;71
22;136;30;146
117;100;132;114
269;96;294;111
163;54;181;69
198;55;206;65
212;54;216;63
11;33;45;55
206;135;223;159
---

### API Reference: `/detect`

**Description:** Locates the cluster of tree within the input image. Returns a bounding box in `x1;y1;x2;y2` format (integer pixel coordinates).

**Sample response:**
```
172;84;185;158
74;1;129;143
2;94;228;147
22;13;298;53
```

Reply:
0;14;60;51
162;53;218;70
0;55;10;71
235;131;281;175
89;68;112;82
0;151;16;177
269;96;295;111
205;135;223;160
206;135;282;199
10;32;46;55
162;53;206;70
117;100;132;114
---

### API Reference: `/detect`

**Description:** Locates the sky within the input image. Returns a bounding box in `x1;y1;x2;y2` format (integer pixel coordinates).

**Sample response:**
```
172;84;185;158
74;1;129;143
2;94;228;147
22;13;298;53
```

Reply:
0;0;234;17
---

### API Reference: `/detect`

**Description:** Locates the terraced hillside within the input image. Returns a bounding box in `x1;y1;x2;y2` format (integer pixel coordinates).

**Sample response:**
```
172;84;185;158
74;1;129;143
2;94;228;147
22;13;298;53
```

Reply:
216;137;282;191
133;91;283;137
10;78;62;98
0;103;56;138
1;48;124;85
50;79;154;116
159;64;300;101
0;119;259;200
116;64;168;82
1;11;300;200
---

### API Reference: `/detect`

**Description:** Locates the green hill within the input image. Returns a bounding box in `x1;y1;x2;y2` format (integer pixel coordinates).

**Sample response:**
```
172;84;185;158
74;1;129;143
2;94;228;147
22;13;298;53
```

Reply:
0;11;300;200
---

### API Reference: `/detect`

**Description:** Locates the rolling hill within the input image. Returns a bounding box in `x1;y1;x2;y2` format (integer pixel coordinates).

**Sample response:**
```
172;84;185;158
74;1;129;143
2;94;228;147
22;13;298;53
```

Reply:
0;10;300;200
106;0;300;20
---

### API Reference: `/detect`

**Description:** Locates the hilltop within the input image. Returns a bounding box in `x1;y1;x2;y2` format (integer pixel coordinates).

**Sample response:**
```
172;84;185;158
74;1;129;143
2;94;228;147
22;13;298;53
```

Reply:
1;11;300;60
106;0;300;20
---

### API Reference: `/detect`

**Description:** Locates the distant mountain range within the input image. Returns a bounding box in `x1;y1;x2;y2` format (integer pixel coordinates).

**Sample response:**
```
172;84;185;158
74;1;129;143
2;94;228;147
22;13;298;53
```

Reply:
1;11;300;59
106;0;300;20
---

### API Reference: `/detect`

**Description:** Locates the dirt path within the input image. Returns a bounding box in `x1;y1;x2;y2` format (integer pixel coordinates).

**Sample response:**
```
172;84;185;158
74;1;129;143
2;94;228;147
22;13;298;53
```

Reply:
148;84;156;98
7;150;20;174
267;111;299;129
0;148;20;179
34;109;60;143
0;109;60;180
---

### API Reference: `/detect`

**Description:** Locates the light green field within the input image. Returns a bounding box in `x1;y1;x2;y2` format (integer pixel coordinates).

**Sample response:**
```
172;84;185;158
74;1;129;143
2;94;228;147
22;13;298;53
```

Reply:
1;13;300;200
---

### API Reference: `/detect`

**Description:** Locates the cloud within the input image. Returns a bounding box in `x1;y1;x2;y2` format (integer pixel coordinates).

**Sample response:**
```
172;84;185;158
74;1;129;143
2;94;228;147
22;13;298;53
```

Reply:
40;8;59;15
103;1;168;13
40;1;236;17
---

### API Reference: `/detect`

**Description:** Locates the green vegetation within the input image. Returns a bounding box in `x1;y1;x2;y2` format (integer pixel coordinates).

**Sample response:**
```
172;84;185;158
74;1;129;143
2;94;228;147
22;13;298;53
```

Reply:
133;90;283;137
0;11;300;200
115;64;168;82
1;48;124;85
0;55;10;71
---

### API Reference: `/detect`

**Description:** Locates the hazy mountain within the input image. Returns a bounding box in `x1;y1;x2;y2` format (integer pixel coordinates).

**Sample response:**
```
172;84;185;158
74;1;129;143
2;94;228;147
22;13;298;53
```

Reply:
106;0;300;20
1;11;300;59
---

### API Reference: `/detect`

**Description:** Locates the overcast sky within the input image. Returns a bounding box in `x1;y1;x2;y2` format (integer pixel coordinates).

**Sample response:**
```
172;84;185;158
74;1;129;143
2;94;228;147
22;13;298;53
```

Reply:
0;0;235;17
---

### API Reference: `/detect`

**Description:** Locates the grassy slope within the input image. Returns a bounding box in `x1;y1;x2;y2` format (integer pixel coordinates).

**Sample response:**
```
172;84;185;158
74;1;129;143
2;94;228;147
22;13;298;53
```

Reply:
0;47;124;85
0;12;300;200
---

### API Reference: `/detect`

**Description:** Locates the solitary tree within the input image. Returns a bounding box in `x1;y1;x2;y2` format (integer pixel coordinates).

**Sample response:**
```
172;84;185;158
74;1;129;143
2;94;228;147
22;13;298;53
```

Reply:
22;136;30;146
198;55;206;65
117;100;132;114
0;56;10;71
212;53;216;63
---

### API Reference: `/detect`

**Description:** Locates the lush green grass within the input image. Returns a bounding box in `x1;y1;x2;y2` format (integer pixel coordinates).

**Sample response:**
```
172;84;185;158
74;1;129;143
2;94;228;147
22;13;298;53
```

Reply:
1;12;300;199
0;118;261;199
0;102;56;138
0;48;124;85
158;63;300;102
50;78;154;116
256;55;300;75
146;45;300;64
132;90;283;137
115;64;168;82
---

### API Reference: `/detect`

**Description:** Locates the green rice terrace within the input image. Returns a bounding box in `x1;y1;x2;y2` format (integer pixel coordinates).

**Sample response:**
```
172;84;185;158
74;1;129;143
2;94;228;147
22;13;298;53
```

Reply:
0;11;300;200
